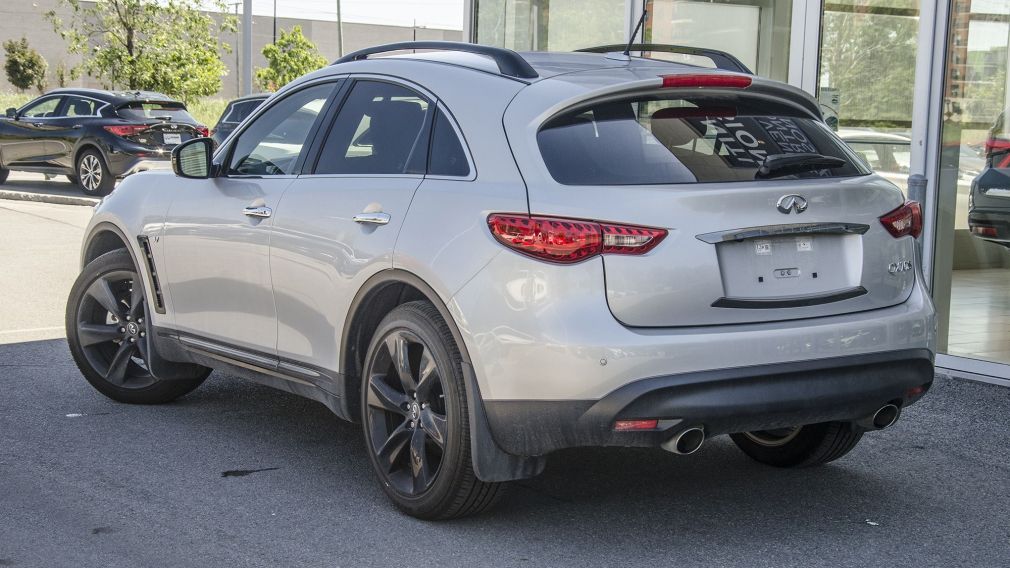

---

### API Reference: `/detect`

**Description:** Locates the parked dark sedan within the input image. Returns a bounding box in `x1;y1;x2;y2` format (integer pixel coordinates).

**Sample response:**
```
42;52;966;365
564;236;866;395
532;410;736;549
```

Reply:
969;111;1010;247
0;88;207;195
210;93;268;145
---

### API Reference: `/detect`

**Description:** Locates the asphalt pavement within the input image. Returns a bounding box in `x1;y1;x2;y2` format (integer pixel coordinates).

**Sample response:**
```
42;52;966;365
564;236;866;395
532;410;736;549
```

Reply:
1;195;1009;568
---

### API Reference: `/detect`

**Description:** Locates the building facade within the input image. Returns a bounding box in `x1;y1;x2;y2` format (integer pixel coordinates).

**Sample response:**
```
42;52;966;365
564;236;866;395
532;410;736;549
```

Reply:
467;0;1010;384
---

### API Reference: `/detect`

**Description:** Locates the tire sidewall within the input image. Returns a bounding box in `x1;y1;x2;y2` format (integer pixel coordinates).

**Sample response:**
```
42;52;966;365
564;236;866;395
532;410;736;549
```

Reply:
360;303;469;517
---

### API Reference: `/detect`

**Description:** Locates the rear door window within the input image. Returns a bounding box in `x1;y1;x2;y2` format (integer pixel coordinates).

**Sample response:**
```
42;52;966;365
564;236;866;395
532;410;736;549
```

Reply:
223;100;264;125
537;95;866;185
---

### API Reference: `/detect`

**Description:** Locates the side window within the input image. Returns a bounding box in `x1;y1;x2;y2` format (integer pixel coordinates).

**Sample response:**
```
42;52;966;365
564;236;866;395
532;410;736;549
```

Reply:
429;108;470;177
315;81;430;175
64;96;98;117
21;97;62;118
228;83;335;176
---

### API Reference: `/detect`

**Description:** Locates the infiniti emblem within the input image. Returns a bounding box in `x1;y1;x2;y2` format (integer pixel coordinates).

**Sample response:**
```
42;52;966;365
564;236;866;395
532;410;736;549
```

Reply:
776;194;808;214
126;322;140;335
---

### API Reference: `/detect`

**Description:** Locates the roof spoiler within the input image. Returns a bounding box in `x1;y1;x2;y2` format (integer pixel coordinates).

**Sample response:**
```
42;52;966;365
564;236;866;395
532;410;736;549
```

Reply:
333;41;539;80
576;44;753;75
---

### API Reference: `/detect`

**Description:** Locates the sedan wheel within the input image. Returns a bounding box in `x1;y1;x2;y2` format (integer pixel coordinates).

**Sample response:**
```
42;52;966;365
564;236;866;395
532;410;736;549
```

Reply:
77;150;114;195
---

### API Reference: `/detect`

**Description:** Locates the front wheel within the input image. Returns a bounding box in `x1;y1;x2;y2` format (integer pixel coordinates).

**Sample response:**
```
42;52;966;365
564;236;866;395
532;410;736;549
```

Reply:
730;422;863;468
360;301;503;519
66;249;209;404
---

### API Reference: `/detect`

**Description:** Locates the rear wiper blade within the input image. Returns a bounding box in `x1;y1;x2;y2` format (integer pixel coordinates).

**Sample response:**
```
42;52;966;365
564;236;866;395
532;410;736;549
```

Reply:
755;153;846;179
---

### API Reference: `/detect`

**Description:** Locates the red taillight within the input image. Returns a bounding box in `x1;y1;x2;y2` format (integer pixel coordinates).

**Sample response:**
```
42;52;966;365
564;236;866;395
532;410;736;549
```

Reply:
487;214;667;264
984;136;1010;167
103;124;148;137
879;201;922;239
196;125;210;138
614;419;659;431
972;226;998;237
660;74;752;89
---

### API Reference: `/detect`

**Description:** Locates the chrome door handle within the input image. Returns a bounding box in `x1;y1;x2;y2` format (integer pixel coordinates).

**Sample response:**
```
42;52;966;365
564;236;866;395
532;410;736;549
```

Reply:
353;212;391;225
243;205;272;218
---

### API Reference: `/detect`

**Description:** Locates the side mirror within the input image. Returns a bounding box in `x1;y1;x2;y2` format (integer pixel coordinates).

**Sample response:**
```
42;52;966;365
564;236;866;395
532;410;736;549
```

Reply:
172;137;215;179
5;108;16;119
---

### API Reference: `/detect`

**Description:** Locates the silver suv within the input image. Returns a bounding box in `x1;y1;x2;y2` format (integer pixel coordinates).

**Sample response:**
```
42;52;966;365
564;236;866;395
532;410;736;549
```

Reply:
66;42;936;519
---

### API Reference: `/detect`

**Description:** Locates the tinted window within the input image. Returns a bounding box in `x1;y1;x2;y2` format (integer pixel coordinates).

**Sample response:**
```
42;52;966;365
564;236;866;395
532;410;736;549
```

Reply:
21;97;62;118
315;81;430;175
228;83;334;176
538;95;865;185
64;96;99;117
222;99;264;124
429;108;470;177
117;101;196;123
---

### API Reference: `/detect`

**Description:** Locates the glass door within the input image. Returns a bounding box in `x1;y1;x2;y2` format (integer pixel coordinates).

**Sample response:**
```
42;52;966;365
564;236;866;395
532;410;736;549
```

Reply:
933;0;1010;365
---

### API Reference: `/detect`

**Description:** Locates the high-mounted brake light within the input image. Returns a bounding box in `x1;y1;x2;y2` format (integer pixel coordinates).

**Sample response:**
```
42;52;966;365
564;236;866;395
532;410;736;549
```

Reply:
103;124;148;137
487;214;667;264
660;74;752;89
879;201;922;239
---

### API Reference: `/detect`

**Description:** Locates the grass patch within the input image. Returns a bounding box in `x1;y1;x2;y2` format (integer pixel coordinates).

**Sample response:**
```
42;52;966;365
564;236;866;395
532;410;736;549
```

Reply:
0;91;229;126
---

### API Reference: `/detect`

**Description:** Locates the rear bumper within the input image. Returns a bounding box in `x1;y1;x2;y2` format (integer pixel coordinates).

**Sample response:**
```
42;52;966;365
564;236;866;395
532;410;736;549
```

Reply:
968;208;1010;244
483;348;934;456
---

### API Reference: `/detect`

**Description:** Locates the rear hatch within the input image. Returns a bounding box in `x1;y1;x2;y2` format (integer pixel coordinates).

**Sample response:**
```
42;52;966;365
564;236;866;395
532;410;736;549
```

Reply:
506;75;918;327
111;101;206;148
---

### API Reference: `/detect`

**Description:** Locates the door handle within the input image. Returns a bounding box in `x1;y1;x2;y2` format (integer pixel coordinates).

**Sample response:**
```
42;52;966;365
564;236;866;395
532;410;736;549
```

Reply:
243;205;272;218
32;122;44;127
353;212;391;225
72;124;82;129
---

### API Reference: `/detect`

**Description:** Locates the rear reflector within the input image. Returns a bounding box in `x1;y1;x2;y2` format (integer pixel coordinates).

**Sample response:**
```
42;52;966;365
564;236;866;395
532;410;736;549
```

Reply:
972;226;998;237
103;124;148;137
879;201;922;239
614;419;659;431
661;74;752;89
487;214;667;264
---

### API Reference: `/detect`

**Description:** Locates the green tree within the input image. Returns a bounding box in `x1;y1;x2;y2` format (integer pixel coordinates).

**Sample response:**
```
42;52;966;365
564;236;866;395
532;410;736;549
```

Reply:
255;26;328;92
47;0;236;103
3;37;48;93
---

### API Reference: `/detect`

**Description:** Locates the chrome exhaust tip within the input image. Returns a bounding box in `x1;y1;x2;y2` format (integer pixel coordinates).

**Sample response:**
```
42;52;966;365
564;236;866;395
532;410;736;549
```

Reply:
662;427;705;455
871;404;900;430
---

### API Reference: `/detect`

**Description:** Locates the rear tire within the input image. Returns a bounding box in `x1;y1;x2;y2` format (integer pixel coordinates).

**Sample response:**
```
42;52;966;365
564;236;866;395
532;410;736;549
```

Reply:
66;249;210;404
66;174;79;185
0;167;9;184
360;301;503;519
730;422;863;468
77;149;114;196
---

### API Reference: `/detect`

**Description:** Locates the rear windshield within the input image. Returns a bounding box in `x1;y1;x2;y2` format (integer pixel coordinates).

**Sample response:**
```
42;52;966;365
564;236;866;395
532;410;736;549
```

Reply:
117;101;196;123
537;95;866;185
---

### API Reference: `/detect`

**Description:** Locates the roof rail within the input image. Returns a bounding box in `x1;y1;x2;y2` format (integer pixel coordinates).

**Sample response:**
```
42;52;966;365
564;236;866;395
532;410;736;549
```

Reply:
576;44;753;75
333;41;539;80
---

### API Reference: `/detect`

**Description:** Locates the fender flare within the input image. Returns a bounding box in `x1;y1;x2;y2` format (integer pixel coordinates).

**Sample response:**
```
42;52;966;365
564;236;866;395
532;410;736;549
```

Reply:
342;269;546;482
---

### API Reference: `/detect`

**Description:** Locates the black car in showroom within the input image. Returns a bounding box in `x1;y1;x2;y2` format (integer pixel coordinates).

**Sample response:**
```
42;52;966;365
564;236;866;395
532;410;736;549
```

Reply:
0;88;207;195
970;111;1010;247
210;93;268;145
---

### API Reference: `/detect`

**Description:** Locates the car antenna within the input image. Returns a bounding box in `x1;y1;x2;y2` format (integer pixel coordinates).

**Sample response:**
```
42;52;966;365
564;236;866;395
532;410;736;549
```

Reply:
624;1;648;57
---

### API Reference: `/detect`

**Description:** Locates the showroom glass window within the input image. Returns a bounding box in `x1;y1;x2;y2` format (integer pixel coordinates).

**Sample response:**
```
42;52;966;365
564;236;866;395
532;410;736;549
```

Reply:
474;0;624;51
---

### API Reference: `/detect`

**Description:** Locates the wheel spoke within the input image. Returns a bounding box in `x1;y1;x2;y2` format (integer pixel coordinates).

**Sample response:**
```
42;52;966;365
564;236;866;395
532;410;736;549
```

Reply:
375;422;411;474
367;375;409;415
77;322;120;347
415;347;438;400
136;336;149;363
86;277;125;320
129;282;145;319
419;407;447;448
409;427;431;492
105;342;135;385
384;333;416;393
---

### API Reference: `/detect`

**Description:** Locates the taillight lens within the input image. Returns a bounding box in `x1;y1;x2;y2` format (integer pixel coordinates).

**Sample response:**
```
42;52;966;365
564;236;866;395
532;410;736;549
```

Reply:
879;201;922;239
196;125;210;137
103;124;148;137
487;214;667;263
984;136;1010;167
660;74;752;89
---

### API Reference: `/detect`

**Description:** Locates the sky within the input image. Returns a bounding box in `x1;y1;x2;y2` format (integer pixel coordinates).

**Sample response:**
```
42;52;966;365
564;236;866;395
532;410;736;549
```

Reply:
239;0;464;30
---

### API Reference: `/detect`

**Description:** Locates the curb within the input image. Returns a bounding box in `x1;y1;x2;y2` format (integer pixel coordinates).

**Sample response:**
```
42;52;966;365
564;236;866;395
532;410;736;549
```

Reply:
0;189;99;207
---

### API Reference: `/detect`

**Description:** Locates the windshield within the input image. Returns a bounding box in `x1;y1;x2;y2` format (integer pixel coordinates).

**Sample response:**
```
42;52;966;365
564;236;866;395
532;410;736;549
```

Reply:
537;94;866;185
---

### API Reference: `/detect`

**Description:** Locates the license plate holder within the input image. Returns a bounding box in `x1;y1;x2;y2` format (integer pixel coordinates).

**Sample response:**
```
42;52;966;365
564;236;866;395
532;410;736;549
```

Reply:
163;132;182;145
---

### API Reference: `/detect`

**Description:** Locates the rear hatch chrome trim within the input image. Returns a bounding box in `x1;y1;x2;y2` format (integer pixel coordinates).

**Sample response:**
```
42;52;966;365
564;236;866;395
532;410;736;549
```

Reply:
696;222;870;244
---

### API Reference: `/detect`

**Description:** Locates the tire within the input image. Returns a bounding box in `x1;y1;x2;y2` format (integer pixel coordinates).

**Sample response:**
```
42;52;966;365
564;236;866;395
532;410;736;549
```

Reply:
66;249;210;404
730;422;864;468
66;174;79;185
360;301;503;519
76;149;115;196
0;167;9;184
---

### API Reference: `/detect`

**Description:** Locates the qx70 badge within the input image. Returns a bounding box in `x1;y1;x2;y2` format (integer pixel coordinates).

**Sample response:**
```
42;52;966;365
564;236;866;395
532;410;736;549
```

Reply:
777;194;808;214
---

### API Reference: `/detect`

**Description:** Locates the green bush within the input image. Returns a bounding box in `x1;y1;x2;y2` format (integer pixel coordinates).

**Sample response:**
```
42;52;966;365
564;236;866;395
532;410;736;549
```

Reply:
3;37;48;93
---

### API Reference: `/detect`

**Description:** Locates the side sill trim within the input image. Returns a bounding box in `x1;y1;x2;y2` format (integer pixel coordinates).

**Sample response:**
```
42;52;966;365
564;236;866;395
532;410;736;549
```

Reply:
712;286;867;309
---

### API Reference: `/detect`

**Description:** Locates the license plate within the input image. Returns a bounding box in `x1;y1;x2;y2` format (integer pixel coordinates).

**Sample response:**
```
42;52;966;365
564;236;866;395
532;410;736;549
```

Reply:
163;133;182;145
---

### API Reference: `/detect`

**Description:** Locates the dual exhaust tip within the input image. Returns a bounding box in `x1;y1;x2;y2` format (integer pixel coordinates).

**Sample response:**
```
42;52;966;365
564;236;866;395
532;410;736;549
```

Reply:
660;403;901;456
